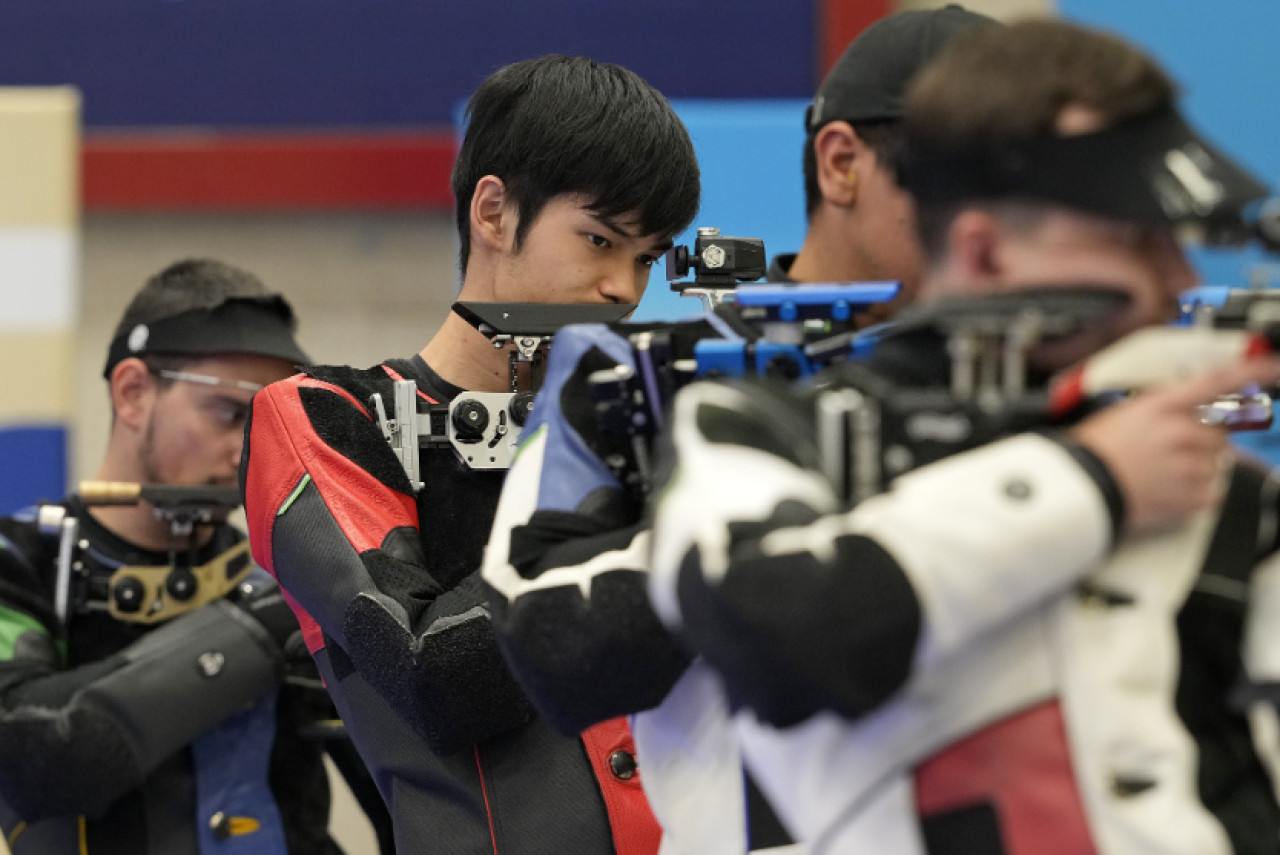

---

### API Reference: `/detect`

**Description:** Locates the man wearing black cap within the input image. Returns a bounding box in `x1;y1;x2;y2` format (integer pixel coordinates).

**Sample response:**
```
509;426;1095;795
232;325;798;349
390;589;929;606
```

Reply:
0;259;340;855
775;4;993;325
651;19;1280;855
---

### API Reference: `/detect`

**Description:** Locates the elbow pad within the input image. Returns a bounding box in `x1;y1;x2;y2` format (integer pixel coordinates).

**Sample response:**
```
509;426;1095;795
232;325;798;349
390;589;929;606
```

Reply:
342;574;537;755
0;600;284;820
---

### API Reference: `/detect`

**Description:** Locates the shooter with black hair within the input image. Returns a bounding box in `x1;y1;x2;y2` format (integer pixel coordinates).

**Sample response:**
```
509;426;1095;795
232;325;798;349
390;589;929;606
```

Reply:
0;260;337;855
241;55;700;854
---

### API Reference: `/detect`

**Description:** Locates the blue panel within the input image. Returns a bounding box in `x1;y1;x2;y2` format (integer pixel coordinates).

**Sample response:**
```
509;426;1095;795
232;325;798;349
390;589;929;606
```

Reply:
1059;0;1280;290
734;282;900;320
1232;426;1280;469
0;426;67;515
634;99;812;322
0;2;814;128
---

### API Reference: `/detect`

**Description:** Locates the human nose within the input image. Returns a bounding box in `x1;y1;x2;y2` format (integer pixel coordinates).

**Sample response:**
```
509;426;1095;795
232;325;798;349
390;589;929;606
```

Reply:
1158;238;1199;303
598;277;638;305
598;261;645;305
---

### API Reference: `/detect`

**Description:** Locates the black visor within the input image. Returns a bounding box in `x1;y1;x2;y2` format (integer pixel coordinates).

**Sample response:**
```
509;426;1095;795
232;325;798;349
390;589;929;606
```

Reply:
900;107;1268;232
103;295;310;379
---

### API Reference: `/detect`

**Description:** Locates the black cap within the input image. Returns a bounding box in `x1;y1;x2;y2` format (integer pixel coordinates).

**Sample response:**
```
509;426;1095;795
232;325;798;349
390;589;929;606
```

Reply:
103;295;310;379
806;5;997;132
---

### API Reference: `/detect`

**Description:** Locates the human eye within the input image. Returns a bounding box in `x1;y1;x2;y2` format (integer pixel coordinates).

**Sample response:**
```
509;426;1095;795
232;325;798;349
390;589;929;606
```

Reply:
586;233;612;249
206;397;249;429
638;254;659;268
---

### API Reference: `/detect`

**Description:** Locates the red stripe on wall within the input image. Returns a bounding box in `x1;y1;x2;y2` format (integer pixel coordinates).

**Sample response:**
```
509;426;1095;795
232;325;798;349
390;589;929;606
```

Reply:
817;0;890;81
82;4;862;213
82;129;456;211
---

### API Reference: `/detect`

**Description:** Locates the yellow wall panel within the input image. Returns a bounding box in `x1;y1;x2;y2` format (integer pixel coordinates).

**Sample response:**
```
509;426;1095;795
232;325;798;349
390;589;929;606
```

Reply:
0;329;75;422
0;87;80;229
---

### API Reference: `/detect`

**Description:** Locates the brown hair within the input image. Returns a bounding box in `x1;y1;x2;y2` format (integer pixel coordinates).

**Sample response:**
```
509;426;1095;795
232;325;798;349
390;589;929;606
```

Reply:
112;259;272;342
905;19;1177;261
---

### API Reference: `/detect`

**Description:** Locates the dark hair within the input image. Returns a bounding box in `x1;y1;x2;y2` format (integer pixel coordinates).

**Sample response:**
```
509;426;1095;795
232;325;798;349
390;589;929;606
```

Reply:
802;119;905;218
113;259;273;340
905;19;1177;262
112;259;275;381
451;54;700;274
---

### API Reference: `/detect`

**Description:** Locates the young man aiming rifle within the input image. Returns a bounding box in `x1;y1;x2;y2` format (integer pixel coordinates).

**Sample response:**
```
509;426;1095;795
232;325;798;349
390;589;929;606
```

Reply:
241;54;700;854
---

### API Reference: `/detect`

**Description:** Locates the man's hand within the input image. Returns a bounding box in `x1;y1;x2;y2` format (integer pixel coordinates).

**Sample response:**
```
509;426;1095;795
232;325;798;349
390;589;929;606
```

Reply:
1070;356;1280;536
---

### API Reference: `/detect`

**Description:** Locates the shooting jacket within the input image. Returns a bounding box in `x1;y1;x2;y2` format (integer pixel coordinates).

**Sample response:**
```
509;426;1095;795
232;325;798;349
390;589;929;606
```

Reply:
0;499;339;855
483;322;800;855
241;354;658;855
647;328;1280;855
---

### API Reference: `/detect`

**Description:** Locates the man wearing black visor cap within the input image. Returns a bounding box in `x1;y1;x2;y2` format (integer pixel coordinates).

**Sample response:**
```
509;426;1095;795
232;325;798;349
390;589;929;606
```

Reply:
648;19;1280;854
101;292;307;383
0;260;348;855
901;93;1268;231
773;4;995;324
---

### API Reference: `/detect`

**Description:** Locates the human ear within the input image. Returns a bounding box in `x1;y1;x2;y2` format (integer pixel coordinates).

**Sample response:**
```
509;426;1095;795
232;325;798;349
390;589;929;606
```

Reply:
813;122;862;208
947;209;1005;286
110;358;156;431
470;175;513;254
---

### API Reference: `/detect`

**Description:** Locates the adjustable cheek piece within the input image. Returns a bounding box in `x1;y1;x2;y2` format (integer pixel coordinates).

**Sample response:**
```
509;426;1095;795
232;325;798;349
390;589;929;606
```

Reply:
49;481;254;627
107;538;254;624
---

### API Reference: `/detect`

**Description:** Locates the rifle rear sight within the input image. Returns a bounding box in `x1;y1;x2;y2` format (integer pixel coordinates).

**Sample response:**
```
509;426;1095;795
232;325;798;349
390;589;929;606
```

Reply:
666;227;767;311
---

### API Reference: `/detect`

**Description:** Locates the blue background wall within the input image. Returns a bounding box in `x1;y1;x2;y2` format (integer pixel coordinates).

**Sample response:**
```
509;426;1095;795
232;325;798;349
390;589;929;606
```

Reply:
0;1;815;128
0;428;68;512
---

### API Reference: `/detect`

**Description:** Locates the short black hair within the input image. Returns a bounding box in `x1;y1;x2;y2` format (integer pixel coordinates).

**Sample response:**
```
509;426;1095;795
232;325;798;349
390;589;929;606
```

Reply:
451;54;700;274
802;119;905;218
